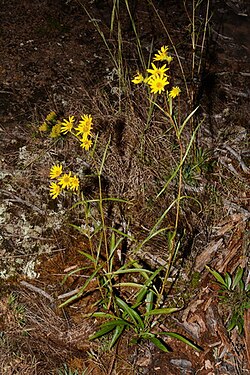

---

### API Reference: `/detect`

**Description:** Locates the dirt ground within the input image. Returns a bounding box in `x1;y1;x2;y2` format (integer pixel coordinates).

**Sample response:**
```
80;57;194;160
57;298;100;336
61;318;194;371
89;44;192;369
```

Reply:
0;0;249;374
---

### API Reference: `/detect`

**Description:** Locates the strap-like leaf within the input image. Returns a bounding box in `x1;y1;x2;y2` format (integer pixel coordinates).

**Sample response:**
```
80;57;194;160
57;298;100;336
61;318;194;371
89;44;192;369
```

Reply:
232;267;244;290
144;307;180;316
116;297;144;330
109;325;126;349
89;324;116;340
148;336;170;352
205;266;228;289
225;272;232;289
158;331;202;351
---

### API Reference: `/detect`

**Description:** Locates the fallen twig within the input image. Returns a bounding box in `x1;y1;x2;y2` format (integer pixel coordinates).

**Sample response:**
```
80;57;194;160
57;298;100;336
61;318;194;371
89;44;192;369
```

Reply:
20;280;54;303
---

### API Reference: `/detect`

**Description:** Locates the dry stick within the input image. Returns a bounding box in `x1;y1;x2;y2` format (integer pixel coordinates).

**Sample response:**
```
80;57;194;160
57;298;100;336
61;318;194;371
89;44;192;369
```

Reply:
197;0;211;77
57;288;81;300
20;280;54;303
1;189;45;215
21;281;83;302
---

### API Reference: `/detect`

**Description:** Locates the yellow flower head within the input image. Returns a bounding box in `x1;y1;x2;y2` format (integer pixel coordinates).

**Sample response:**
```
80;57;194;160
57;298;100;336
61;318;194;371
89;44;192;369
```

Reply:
50;122;62;138
61;116;75;134
58;172;72;189
153;46;169;62
75;114;93;136
46;111;57;122
147;63;169;78
166;55;173;64
70;175;80;192
50;164;63;179
149;75;169;95
169;86;181;98
39;122;48;132
132;72;144;85
49;182;61;199
80;135;93;151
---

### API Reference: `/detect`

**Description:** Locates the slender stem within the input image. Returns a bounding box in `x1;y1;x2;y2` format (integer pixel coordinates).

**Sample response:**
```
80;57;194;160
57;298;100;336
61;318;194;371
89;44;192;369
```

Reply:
197;0;210;77
157;146;183;307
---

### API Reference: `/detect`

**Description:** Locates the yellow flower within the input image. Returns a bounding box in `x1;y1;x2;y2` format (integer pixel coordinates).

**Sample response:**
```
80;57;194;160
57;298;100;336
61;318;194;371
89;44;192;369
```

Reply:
166;55;173;64
70;175;80;191
153;46;169;62
50;122;61;138
39;122;48;132
146;63;169;78
132;72;144;84
46;111;57;122
49;182;61;199
58;172;72;189
169;86;181;98
80;135;93;151
149;75;169;94
61;116;75;134
49;164;63;179
75;115;93;136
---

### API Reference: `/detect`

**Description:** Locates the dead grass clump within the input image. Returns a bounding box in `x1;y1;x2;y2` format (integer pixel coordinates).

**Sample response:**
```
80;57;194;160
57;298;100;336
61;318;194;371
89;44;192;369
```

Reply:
0;287;92;374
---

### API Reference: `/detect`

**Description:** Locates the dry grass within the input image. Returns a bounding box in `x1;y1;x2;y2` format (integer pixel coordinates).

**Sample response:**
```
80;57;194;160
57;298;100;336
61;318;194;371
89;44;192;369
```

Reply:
0;288;92;374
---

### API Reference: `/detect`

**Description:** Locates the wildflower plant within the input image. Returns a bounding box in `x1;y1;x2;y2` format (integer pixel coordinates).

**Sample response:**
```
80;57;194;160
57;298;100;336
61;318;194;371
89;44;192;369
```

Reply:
41;45;203;354
132;46;202;306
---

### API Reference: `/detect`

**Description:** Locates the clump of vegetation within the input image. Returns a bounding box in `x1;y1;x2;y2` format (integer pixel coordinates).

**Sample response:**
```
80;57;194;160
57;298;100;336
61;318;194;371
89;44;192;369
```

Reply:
206;266;250;334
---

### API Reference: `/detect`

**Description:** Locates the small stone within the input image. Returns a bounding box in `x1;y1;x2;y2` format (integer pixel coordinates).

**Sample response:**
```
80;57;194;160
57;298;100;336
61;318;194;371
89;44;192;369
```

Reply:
170;358;192;369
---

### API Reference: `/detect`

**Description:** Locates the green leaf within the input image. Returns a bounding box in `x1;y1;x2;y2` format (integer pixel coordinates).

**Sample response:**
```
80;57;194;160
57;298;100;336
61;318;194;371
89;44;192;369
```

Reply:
59;265;102;308
144;307;180;316
145;290;155;314
91;312;117;319
148;336;170;352
245;283;250;292
133;267;162;308
227;315;237;332
116;297;144;330
78;250;96;263
89;324;116;340
232;267;244;290
101;319;129;327
239;279;244;292
130;259;151;280
109;232;115;255
109;325;126;349
205;266;228;289
225;272;232;289
158;332;202;351
244;301;250;309
106;268;153;276
61;266;89;285
157;117;202;198
113;282;147;288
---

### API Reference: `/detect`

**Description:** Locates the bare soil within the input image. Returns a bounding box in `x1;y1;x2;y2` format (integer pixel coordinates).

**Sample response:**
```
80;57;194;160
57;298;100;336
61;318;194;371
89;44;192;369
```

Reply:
0;0;249;374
